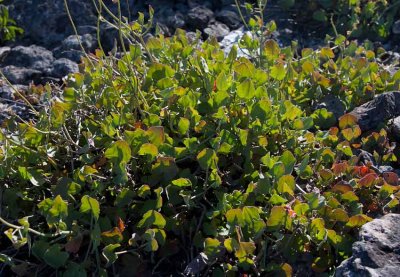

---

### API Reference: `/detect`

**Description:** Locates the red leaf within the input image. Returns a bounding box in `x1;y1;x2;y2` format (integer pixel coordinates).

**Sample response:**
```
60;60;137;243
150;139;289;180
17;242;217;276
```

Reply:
358;173;378;187
117;217;125;232
383;172;399;186
65;234;83;254
332;162;348;175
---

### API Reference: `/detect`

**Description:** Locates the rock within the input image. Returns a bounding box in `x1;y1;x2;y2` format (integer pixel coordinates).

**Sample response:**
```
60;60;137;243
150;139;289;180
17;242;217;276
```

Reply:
390;116;400;141
53;34;97;62
219;28;250;57
0;84;28;101
1;45;54;72
392;20;400;35
216;9;242;30
187;6;214;30
8;0;97;48
0;47;11;60
188;0;213;9
335;213;400;277
49;58;79;79
204;21;230;41
1;66;42;85
349;92;400;131
315;94;346;120
167;13;186;29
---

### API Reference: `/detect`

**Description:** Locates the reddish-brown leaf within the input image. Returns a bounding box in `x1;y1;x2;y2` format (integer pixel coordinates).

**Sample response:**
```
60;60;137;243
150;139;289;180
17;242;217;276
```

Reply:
332;162;348;175
383;172;399;186
358;173;378;187
65;234;83;254
332;181;353;193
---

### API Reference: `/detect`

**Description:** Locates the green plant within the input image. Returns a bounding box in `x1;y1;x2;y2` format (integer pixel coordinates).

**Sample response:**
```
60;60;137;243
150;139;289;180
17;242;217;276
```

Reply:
278;0;400;41
0;5;399;276
0;0;23;44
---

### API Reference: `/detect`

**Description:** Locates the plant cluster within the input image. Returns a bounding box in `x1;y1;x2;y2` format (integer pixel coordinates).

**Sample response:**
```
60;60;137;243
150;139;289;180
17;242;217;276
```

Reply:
0;0;23;44
277;0;400;40
1;4;400;277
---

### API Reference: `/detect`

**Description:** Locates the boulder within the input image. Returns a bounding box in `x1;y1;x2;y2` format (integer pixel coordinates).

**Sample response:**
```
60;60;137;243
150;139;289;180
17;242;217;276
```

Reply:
204;21;230;41
390;116;400;142
8;0;96;48
50;58;79;79
1;45;54;72
349;92;400;131
187;6;214;30
216;9;242;30
335;213;400;277
1;66;42;85
53;34;97;62
315;94;346;120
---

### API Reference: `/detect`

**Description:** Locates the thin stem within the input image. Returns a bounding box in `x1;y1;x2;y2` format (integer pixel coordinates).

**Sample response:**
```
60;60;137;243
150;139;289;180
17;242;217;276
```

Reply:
0;216;71;238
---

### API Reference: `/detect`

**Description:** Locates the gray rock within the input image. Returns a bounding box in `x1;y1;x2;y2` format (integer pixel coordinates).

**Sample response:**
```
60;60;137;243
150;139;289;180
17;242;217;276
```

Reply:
216;9;242;30
219;28;250;57
349;92;400;131
167;13;186;29
53;34;97;62
1;45;54;72
8;0;96;47
0;84;28;101
315;94;346;120
50;58;79;79
2;66;42;85
390;116;400;141
0;47;11;61
335;213;400;277
187;6;214;30
392;20;400;35
204;21;230;41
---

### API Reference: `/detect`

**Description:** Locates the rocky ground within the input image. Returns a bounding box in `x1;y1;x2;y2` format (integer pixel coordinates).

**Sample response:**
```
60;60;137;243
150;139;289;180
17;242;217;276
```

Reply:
1;1;400;275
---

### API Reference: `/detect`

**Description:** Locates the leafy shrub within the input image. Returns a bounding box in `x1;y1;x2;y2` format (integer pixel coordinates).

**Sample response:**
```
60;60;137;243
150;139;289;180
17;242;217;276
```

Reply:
278;0;400;40
0;0;23;44
1;7;400;276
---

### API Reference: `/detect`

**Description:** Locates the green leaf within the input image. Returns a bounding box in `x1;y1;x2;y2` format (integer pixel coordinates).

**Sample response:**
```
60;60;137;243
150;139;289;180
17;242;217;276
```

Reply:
267;206;290;231
277;175;295;195
204;238;221;257
137;210;166;229
346;214;372;228
270;63;286;80
138;143;158;158
80;195;100;220
226;208;244;226
105;140;132;163
237;79;255;100
43;245;69;269
102;244;120;265
216;72;230;92
171;178;192;187
177;118;190;135
280;150;296;174
197;148;218;170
